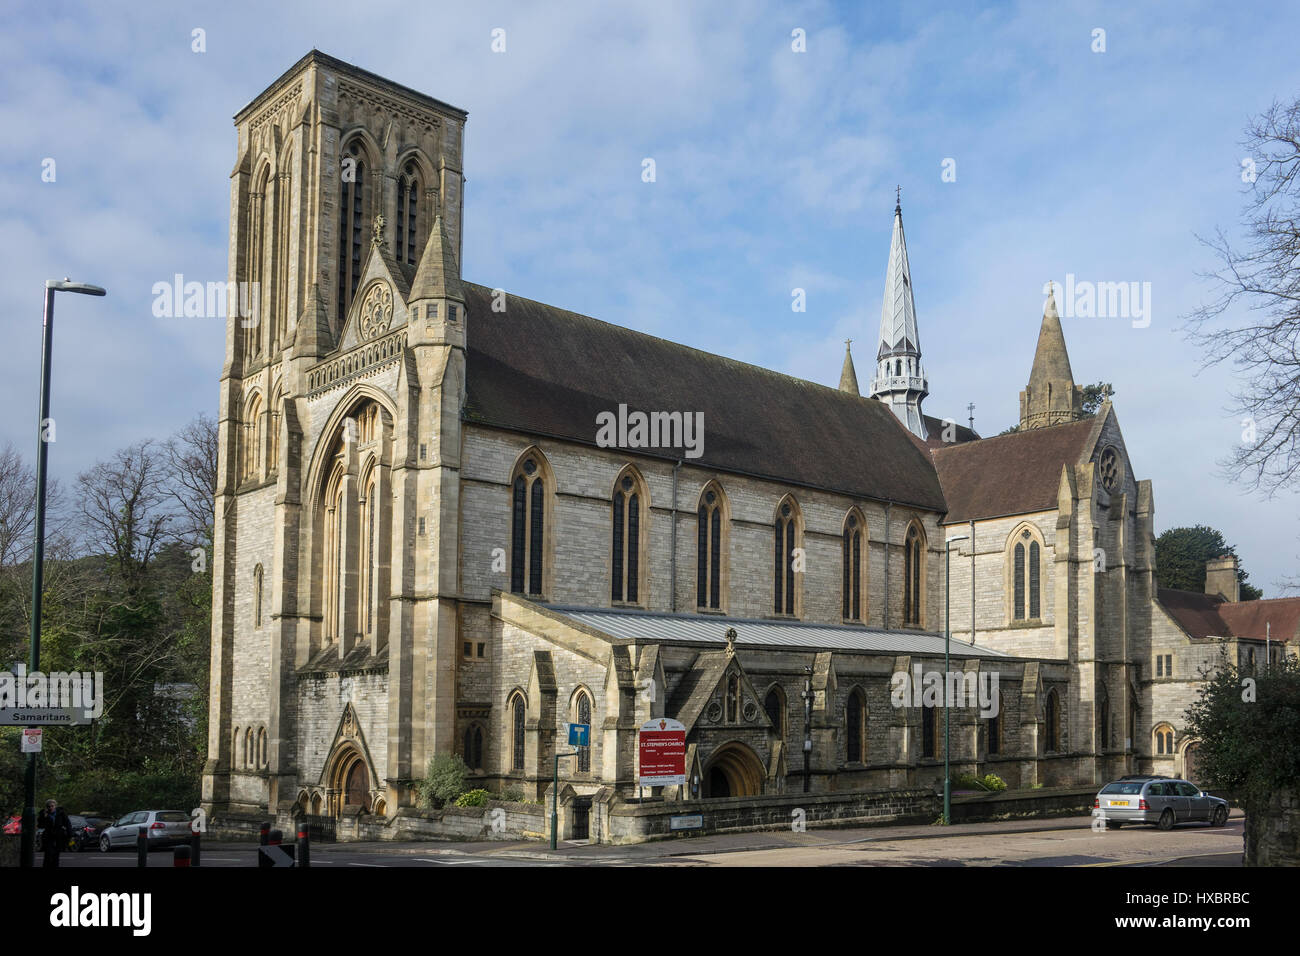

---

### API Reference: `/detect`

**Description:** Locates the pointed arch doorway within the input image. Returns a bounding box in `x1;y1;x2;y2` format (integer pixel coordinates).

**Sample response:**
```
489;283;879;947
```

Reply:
326;744;373;816
702;742;765;798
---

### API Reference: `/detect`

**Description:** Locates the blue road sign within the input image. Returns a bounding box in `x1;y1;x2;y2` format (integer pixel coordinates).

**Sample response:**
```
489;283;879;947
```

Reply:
568;722;590;747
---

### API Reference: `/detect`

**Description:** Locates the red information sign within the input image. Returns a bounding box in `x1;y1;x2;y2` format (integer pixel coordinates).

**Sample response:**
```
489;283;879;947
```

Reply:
638;717;686;787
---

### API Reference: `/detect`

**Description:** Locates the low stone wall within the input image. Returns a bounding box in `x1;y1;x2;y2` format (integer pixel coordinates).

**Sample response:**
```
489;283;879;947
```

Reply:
204;801;548;844
950;786;1096;823
602;788;939;845
1244;789;1298;866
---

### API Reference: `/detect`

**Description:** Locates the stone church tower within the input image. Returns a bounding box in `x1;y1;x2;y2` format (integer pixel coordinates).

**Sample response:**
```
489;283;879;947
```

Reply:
1018;285;1084;429
869;197;929;438
204;51;469;817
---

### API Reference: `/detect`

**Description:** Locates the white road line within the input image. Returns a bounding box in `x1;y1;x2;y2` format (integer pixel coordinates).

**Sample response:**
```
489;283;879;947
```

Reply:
346;861;384;867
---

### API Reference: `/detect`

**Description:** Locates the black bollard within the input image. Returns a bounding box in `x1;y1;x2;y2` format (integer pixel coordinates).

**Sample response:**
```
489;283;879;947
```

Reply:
173;846;191;868
259;821;270;846
296;822;310;868
267;828;283;846
190;827;201;868
136;826;148;868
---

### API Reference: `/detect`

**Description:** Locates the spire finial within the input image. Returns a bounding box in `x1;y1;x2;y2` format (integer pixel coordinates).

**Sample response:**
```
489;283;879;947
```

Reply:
845;337;852;351
895;184;901;212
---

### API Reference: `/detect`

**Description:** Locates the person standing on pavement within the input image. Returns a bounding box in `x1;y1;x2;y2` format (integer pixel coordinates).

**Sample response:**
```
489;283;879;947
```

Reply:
37;798;71;868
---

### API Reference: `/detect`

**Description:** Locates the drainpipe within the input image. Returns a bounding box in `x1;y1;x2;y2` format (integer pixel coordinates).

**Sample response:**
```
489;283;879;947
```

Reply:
883;502;892;628
970;519;977;645
671;460;682;612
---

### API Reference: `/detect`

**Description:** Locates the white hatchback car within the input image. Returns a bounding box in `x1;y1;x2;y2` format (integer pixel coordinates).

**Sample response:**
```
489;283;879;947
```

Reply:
98;810;193;851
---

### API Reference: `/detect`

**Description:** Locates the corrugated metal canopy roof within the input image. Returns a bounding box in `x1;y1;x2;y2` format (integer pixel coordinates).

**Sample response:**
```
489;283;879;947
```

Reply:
547;605;1013;658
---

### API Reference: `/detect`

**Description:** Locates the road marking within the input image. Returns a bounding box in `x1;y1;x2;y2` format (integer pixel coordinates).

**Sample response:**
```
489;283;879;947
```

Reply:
346;862;383;867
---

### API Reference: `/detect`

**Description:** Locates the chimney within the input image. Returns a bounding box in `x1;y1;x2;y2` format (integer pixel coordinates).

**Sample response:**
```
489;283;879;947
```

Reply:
1205;555;1240;603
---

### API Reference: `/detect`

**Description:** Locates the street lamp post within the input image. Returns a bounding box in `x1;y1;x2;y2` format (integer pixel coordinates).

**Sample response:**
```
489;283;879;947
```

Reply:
20;279;106;868
943;534;969;826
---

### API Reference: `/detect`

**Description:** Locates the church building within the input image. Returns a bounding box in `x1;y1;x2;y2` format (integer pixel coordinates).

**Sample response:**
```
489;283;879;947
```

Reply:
203;51;1289;834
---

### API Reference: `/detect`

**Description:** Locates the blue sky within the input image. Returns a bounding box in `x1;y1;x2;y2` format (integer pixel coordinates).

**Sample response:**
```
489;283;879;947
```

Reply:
2;0;1298;592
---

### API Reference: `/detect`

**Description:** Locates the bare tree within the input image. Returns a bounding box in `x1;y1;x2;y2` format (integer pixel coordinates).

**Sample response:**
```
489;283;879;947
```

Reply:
76;440;174;588
163;413;218;547
1186;98;1300;496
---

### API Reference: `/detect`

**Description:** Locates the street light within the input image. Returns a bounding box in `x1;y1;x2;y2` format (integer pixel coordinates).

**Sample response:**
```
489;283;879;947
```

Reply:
20;278;106;868
943;534;969;826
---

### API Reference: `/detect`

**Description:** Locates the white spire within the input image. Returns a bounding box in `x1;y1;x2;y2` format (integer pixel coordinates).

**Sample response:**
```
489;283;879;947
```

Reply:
869;192;929;438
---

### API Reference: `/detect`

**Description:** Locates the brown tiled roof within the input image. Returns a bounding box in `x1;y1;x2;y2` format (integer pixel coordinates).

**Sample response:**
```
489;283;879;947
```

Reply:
1219;597;1300;642
461;282;947;510
1157;588;1232;639
931;419;1097;523
922;413;979;450
1156;589;1300;641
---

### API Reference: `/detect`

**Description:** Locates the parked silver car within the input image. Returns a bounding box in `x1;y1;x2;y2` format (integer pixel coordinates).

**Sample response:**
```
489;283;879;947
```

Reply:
1092;776;1229;830
98;810;193;851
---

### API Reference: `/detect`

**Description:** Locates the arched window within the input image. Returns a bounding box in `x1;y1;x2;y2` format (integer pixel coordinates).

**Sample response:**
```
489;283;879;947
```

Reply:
764;686;785;739
232;726;241;766
510;452;550;597
358;467;378;637
510;694;526;771
842;509;866;622
1097;684;1111;751
241;393;263;482
321;462;345;643
245;165;271;362
574;691;592;773
1044;688;1061;753
253;564;264;629
318;401;390;648
726;673;741;723
903;521;925;626
1010;526;1044;621
394;160;420;265
696;484;726;610
257;727;268;768
611;468;645;605
1154;723;1175;756
921;703;937;759
271;153;293;352
337;138;371;323
845;688;867;763
773;496;800;616
463;724;484;770
987;691;1004;755
245;728;254;769
267;386;283;475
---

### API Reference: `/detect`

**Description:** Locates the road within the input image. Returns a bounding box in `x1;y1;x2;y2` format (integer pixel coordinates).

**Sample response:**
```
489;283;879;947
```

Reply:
49;811;1243;868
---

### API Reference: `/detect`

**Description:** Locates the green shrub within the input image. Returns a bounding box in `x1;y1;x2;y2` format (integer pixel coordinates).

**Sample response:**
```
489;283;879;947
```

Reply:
980;773;1007;792
417;754;468;808
499;785;525;803
454;788;491;808
950;772;1004;792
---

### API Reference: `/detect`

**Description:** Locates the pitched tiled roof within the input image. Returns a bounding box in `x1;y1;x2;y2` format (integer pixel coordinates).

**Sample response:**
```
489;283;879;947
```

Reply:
1219;597;1300;641
461;282;947;510
931;419;1097;523
1157;589;1232;639
1156;589;1300;641
922;413;979;450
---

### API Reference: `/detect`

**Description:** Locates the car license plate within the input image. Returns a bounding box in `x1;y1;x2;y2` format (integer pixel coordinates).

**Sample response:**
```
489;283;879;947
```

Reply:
1108;800;1125;806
